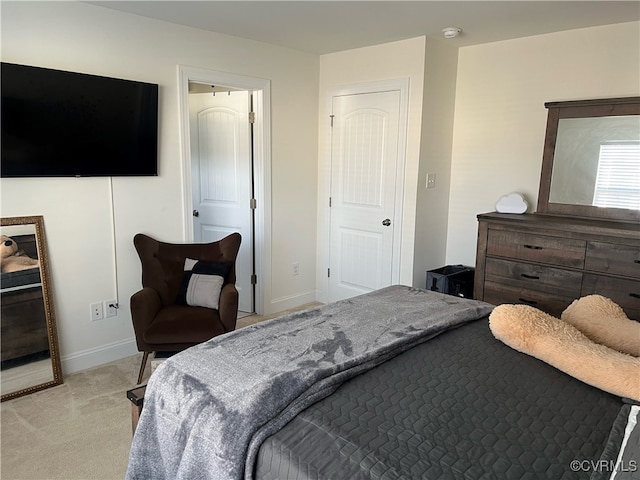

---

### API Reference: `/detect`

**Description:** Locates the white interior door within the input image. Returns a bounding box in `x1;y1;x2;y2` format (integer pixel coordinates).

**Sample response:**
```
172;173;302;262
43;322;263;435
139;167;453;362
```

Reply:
328;90;401;302
190;90;254;313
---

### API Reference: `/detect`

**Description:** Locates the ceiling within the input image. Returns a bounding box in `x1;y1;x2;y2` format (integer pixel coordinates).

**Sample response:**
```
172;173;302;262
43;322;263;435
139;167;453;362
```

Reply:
88;1;640;54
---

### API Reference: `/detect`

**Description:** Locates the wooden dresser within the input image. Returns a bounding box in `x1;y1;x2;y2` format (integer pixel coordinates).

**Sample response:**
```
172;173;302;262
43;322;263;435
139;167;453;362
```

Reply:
474;212;640;320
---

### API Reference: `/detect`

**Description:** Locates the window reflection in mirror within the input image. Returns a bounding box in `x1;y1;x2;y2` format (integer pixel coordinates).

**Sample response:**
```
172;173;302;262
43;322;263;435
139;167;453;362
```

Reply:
593;141;640;209
549;115;640;209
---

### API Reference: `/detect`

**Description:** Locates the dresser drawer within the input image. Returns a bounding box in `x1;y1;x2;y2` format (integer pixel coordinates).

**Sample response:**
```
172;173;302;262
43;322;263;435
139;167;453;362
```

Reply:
483;282;576;317
486;230;586;268
585;241;640;279
485;258;582;297
582;274;640;320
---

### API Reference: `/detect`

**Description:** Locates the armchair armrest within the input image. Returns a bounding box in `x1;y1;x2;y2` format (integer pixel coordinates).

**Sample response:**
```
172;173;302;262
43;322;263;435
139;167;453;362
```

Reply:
130;287;162;350
218;283;239;332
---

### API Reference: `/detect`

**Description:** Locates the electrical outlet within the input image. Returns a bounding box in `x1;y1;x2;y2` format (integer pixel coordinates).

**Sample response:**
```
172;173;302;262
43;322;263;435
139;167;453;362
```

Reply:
104;299;118;318
90;302;103;321
293;262;300;276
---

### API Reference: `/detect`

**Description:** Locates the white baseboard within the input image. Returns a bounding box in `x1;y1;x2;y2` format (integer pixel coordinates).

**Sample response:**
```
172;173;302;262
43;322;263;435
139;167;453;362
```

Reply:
269;290;317;314
61;337;138;375
60;292;320;374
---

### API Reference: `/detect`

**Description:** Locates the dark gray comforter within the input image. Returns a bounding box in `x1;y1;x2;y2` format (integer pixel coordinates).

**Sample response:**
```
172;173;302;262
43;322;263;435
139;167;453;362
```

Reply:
255;319;631;480
125;286;493;480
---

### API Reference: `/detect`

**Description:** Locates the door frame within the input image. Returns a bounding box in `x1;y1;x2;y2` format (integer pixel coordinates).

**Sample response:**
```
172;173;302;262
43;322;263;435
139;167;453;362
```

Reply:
178;65;271;315
317;78;409;303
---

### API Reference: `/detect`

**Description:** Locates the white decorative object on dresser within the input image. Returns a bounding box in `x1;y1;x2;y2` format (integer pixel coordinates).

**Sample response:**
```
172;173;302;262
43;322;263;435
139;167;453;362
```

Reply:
495;192;528;214
475;97;640;320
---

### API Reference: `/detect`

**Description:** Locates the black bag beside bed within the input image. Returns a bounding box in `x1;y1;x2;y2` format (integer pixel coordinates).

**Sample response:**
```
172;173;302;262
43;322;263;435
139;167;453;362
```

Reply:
426;265;475;298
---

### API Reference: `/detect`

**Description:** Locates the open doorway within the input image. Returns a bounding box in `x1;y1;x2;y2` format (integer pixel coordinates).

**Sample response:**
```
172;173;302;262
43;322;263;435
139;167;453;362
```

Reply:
178;66;271;315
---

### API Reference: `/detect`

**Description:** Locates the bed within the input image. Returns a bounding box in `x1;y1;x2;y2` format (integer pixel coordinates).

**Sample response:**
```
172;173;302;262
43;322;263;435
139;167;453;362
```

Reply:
126;286;639;480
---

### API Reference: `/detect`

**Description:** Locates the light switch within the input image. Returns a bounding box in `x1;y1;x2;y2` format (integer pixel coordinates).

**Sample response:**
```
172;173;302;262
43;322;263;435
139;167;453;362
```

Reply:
426;173;436;189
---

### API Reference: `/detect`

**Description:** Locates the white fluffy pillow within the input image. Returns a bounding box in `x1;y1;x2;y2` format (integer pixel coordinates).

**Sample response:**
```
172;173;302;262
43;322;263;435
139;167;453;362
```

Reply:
176;258;232;310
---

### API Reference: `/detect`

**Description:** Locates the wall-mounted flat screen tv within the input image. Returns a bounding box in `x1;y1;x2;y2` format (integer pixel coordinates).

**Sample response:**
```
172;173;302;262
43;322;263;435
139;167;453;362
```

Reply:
1;62;158;177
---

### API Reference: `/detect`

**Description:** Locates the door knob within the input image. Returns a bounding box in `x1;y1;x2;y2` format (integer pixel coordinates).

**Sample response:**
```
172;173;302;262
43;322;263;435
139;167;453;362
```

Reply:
382;218;391;226
193;210;199;217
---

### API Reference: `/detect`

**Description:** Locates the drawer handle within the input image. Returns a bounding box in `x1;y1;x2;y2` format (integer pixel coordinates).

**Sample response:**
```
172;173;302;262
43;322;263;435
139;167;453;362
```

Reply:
630;293;640;299
523;244;543;250
521;273;540;280
518;297;538;306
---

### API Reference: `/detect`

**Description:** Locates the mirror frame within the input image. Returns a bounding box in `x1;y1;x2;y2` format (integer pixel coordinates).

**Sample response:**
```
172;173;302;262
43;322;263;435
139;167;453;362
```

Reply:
1;215;63;401
536;96;640;223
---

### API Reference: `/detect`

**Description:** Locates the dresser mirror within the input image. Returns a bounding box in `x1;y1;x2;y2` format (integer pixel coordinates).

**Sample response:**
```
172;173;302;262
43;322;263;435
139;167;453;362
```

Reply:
1;216;63;401
537;97;640;222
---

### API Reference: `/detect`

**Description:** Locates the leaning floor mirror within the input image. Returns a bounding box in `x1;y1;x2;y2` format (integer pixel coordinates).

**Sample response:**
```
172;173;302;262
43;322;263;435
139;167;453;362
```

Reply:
1;215;63;401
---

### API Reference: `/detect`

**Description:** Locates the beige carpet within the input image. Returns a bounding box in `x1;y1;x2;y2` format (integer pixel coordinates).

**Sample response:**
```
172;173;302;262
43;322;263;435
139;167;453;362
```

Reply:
1;354;141;480
0;303;321;480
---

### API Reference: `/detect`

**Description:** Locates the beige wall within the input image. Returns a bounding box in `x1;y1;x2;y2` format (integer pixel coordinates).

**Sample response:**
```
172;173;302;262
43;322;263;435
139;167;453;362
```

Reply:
413;38;459;288
2;1;637;373
316;37;427;299
446;21;640;267
0;1;319;372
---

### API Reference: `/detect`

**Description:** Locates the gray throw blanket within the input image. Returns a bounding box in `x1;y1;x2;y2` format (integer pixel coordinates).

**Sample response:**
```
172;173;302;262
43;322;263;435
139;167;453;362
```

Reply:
126;286;493;480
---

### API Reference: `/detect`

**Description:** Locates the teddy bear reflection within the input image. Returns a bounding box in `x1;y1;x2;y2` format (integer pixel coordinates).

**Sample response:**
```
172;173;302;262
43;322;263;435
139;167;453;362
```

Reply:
1;235;40;273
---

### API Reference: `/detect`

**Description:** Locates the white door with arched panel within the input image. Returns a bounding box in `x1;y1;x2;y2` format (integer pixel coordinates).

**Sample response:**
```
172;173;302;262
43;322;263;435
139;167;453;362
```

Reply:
189;89;254;313
328;90;402;302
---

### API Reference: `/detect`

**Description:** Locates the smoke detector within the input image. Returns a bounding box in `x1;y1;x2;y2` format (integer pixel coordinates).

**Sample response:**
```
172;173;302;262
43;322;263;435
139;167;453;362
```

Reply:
442;27;462;39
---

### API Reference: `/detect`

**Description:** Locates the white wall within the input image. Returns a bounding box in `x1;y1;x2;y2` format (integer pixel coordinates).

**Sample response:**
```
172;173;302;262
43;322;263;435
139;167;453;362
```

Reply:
3;2;638;374
413;38;459;288
0;1;319;373
316;37;427;299
446;21;640;267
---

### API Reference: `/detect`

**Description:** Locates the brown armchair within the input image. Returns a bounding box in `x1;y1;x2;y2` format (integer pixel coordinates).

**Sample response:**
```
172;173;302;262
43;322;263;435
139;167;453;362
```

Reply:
130;232;241;384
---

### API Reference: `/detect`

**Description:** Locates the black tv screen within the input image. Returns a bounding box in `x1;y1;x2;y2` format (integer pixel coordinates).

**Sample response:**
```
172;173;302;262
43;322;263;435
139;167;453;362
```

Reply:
1;62;158;177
